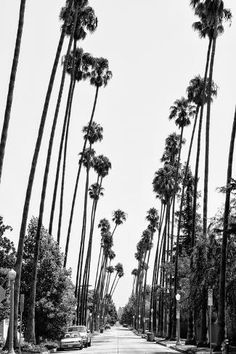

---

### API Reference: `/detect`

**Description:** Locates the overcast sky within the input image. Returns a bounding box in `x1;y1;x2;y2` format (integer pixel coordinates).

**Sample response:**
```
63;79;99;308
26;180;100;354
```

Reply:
1;0;236;309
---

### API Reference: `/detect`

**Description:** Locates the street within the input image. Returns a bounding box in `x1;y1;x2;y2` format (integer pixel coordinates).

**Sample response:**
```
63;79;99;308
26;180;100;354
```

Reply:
74;325;178;353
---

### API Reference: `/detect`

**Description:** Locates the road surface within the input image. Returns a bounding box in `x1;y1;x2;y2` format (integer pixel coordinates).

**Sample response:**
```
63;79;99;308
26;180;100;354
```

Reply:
84;325;178;353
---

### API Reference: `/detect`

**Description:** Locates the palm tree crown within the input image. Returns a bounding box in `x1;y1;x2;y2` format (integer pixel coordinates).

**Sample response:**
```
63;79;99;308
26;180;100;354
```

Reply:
169;97;196;129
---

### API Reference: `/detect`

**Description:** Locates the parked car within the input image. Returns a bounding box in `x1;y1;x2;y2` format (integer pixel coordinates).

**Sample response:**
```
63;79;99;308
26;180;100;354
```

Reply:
105;323;111;329
68;325;91;347
60;332;83;350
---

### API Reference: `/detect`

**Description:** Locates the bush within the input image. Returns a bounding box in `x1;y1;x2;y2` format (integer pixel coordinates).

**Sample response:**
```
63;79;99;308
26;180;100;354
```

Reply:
21;342;48;353
42;341;59;350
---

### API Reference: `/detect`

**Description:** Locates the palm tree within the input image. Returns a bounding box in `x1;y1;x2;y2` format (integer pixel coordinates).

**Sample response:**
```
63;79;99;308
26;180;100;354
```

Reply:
217;108;236;348
80;182;104;324
24;2;99;342
80;154;111;323
187;76;217;247
131;268;138;296
49;49;96;238
169;97;195;338
14;0;81;343
190;1;231;343
185;76;217;344
111;209;127;237
63;58;112;267
0;0;26;182
48;12;97;235
109;263;124;296
94;218;111;289
63;122;103;265
48;4;98;239
190;0;232;237
75;148;95;324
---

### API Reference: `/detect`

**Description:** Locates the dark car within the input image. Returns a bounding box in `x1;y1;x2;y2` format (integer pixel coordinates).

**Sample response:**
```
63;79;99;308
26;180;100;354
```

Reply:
60;332;83;350
68;325;91;347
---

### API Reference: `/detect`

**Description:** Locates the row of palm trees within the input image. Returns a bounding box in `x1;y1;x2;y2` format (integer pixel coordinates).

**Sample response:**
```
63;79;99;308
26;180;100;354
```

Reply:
0;0;126;346
131;0;235;347
92;211;126;330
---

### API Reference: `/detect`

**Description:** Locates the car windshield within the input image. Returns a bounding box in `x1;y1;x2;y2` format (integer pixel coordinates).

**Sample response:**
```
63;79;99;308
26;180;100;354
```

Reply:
64;332;80;338
68;326;86;333
77;326;86;332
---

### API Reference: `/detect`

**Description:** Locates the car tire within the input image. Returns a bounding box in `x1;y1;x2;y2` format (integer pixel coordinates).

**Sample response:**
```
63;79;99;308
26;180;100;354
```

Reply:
87;341;91;347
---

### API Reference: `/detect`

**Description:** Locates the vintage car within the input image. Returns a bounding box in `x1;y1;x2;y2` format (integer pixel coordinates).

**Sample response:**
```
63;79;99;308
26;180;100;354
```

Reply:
68;325;91;347
60;332;83;350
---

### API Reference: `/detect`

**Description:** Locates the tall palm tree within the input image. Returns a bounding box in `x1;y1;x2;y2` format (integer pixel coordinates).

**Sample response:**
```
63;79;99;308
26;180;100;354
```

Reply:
217;108;236;348
50;49;96;239
185;76;217;344
80;182;104;324
169;97;195;338
0;0;26;182
63;122;103;265
190;1;231;343
63;58;112;266
80;155;111;323
24;2;98;343
75;147;94;324
190;0;232;237
94;218;111;289
14;0;80;343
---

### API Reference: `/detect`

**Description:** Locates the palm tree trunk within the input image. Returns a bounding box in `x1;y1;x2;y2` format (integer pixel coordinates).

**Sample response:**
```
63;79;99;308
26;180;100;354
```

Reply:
63;86;100;267
0;0;26;182
57;79;76;243
111;277;120;297
109;272;118;297
94;245;103;290
13;2;73;342
76;164;90;324
150;203;165;330
192;37;212;246
81;179;102;323
189;39;212;345
200;33;217;346
172;125;185;339
49;72;76;237
216;107;236;348
25;26;76;340
203;34;217;237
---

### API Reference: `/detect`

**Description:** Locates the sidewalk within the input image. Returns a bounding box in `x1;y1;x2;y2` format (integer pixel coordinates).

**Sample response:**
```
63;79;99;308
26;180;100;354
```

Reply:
155;337;212;354
132;329;212;354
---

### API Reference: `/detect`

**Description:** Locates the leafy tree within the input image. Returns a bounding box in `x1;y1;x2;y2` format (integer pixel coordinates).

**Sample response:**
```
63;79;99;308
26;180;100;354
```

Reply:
22;217;76;343
0;217;15;322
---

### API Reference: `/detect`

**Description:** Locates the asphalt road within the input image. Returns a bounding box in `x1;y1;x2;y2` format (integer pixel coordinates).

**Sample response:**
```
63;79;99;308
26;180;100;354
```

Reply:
83;325;178;354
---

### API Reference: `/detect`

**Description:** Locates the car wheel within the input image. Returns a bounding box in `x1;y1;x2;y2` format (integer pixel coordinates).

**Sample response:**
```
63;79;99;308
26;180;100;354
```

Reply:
87;341;91;347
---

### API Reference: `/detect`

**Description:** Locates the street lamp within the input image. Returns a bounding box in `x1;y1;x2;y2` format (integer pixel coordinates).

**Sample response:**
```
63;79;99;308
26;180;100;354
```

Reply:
151;308;154;333
8;269;16;354
176;293;181;345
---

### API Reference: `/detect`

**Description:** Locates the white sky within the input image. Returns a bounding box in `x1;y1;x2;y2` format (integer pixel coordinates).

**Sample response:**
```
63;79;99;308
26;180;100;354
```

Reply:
0;0;236;309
